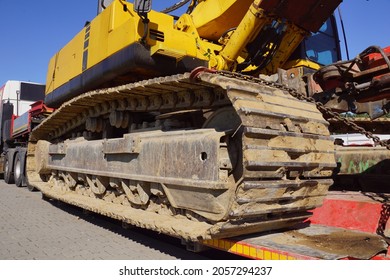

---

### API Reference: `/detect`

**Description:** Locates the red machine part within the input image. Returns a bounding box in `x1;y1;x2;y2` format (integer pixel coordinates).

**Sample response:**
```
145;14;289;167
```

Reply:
203;192;390;260
362;46;390;69
310;192;390;235
309;192;390;260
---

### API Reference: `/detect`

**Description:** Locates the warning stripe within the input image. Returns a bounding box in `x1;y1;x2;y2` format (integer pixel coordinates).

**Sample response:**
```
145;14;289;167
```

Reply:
202;239;317;260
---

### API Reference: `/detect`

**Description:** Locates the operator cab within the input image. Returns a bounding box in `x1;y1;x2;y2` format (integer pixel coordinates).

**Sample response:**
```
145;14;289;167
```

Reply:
288;15;341;69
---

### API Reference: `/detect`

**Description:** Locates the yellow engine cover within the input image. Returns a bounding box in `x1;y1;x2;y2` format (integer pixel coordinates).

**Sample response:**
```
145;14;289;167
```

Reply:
45;1;215;107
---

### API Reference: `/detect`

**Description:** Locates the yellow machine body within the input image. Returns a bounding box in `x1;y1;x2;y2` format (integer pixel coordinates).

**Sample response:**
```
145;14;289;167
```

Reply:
45;1;211;106
45;0;340;108
26;0;345;241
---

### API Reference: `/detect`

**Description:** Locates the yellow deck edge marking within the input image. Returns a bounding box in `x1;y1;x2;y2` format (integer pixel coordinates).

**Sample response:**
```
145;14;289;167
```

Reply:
249;247;257;258
243;245;250;256
225;241;232;251
280;254;288;260
264;250;272;260
202;239;299;260
257;249;264;260
236;243;243;254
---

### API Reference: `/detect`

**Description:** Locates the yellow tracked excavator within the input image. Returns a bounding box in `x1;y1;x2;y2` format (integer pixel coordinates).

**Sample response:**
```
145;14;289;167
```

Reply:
23;0;349;241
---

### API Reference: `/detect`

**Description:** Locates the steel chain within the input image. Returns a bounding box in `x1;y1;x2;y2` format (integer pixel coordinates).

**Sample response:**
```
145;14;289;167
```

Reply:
216;70;390;150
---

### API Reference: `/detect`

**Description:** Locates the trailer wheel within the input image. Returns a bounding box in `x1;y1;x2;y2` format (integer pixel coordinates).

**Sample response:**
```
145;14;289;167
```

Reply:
4;153;14;184
14;152;25;188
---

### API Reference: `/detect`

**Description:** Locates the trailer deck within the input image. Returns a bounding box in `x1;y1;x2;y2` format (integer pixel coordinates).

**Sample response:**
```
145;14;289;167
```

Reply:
202;191;390;260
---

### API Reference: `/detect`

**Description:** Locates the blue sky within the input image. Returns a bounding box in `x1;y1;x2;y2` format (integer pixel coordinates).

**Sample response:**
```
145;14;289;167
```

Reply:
0;0;388;86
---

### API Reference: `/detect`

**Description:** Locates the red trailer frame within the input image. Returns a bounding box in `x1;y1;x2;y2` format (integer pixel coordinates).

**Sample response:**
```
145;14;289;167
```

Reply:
203;191;390;260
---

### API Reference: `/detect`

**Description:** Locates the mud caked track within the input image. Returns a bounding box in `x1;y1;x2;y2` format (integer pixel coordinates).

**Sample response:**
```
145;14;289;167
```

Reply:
27;71;335;241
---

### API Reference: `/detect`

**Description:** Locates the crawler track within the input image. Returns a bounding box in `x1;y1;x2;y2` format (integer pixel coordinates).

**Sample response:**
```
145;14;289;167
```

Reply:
27;72;335;241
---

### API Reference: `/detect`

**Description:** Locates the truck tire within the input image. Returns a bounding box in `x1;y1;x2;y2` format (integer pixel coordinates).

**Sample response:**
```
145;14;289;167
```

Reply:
4;153;14;184
14;152;26;187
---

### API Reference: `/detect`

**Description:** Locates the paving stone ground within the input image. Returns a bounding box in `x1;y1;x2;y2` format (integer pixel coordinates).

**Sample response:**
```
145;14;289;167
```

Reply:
0;181;207;260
